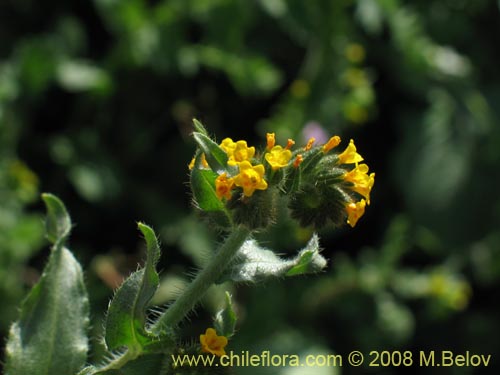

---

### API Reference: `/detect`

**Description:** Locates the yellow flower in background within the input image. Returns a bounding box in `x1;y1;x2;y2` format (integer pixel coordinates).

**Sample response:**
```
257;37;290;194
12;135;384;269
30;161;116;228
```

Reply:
345;43;366;63
215;173;234;200
304;137;315;151
343;163;375;204
338;139;363;164
200;328;228;357
234;161;268;197
228;140;255;166
322;135;341;153
265;145;292;170
266;133;276;150
345;199;366;228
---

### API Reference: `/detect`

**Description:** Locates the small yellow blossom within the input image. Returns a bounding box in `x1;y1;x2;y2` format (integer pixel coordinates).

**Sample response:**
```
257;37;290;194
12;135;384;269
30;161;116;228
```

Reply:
266;133;276;150
343;164;375;204
293;154;303;168
345;199;366;228
285;139;295;150
338;139;363;164
265;146;292;170
228;140;255;166
304;137;315;151
219;138;237;156
215;173;234;200
220;138;255;166
234;161;268;197
322;135;341;153
188;154;209;170
200;328;228;357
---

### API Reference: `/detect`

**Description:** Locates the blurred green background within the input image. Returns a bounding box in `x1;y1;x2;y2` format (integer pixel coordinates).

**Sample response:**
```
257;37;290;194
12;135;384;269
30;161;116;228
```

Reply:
1;0;500;373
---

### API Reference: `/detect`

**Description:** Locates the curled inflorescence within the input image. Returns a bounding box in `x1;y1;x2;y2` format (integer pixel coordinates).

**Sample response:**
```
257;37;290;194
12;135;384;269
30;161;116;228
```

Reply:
190;125;375;230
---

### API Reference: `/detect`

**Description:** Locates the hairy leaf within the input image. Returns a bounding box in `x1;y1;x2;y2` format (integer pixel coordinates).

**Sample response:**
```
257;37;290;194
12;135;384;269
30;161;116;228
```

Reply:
192;118;208;135
192;131;228;173
214;292;237;338
5;195;89;375
220;234;327;283
41;192;71;244
190;166;225;212
104;223;161;350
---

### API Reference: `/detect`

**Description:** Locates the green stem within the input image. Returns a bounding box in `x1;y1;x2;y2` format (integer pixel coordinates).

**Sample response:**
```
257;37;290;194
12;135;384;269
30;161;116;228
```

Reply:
151;226;250;333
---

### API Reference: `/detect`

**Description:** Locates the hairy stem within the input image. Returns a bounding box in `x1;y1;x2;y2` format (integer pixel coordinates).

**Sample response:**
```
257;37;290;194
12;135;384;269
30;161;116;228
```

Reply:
151;226;250;333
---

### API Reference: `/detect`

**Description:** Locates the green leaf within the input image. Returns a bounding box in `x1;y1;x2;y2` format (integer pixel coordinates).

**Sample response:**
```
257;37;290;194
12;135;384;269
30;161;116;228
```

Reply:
190;166;225;212
192;118;208;135
220;234;327;283
192;131;228;173
5;194;88;375
5;245;89;374
214;292;237;338
41;192;72;244
104;223;161;351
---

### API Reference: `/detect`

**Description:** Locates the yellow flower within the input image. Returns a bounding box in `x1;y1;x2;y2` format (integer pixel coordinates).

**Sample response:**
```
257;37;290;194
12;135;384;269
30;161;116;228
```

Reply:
304;137;315;151
220;138;255;166
343;164;375;204
200;328;228;357
285;138;295;150
266;133;276;150
219;138;237;156
228;140;255;166
322;135;341;153
345;199;366;228
188;154;209;170
215;173;234;200
233;161;268;197
338;139;363;164
293;154;303;168
265;146;292;170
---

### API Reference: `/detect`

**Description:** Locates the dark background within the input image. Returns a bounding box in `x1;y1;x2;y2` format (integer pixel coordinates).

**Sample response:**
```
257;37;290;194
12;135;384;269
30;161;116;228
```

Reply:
1;0;500;373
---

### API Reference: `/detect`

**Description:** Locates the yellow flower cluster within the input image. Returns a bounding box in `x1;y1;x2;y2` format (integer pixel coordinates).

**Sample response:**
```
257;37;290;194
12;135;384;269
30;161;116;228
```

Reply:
214;134;296;199
336;139;375;227
200;328;228;357
220;138;255;166
215;137;267;198
190;131;374;228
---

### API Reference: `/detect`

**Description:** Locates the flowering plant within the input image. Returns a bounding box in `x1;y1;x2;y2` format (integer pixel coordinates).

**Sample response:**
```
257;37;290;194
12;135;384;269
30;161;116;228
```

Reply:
4;120;374;374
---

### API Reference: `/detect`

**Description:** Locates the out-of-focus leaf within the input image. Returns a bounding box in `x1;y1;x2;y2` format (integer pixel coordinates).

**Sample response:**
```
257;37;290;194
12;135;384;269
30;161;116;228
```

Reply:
57;60;112;92
192;45;283;95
